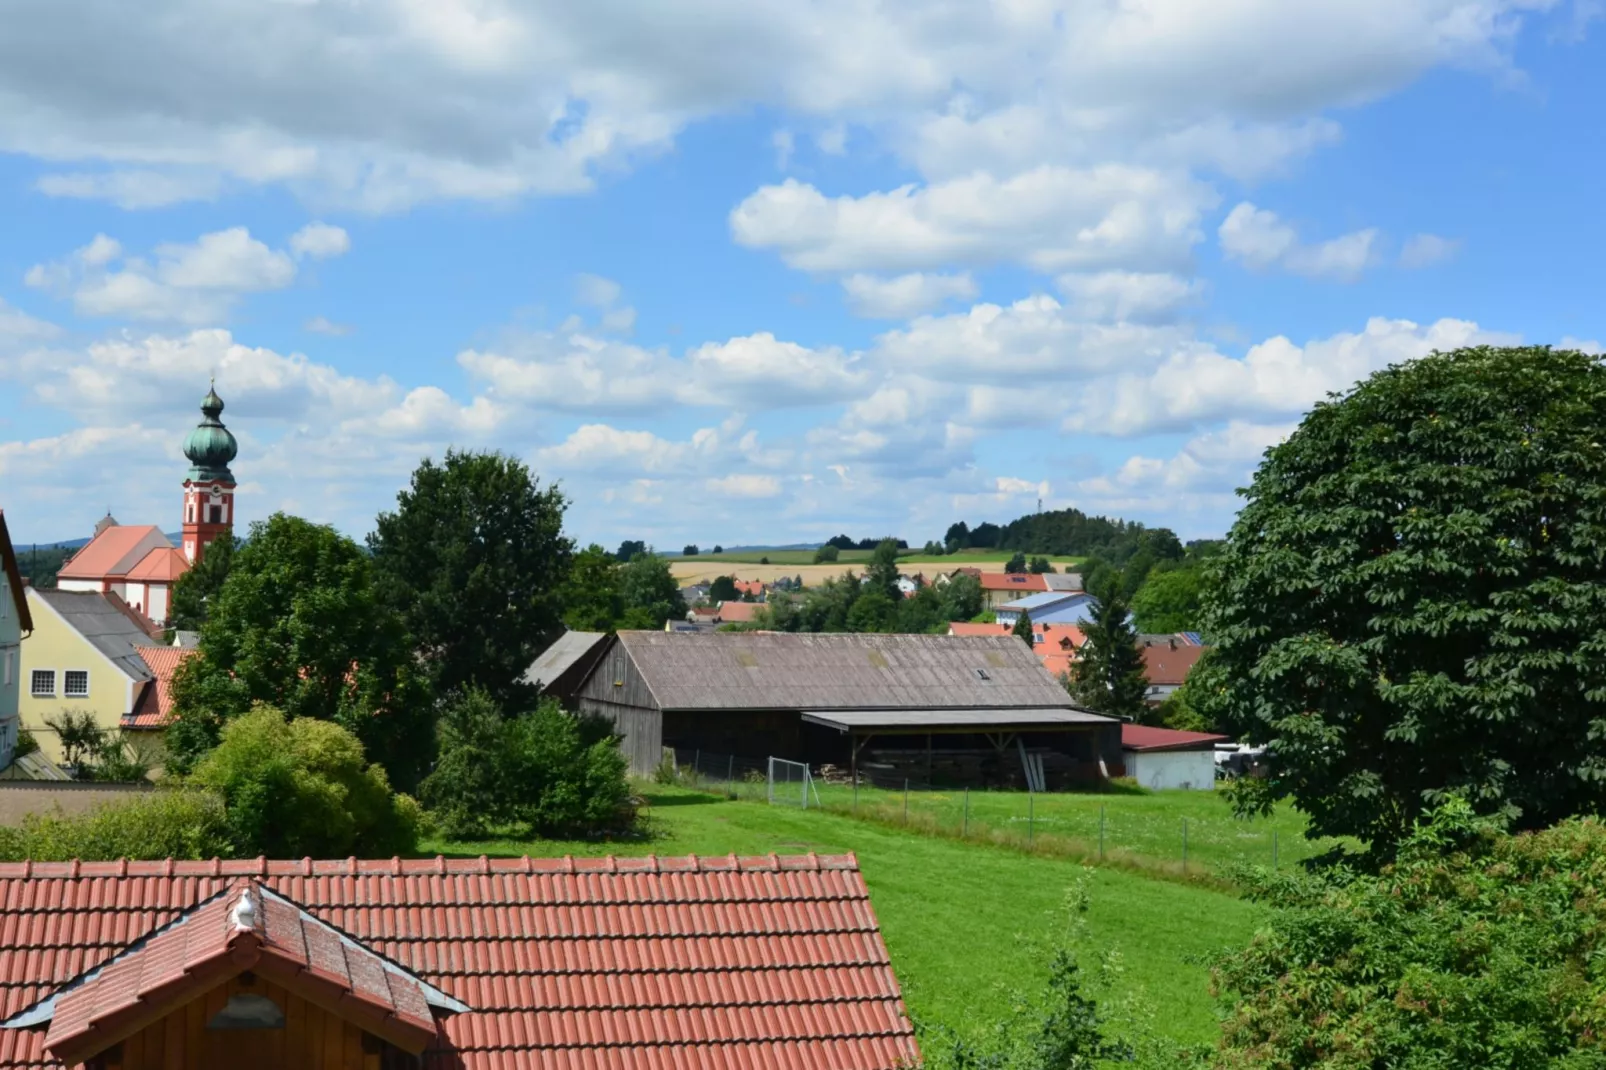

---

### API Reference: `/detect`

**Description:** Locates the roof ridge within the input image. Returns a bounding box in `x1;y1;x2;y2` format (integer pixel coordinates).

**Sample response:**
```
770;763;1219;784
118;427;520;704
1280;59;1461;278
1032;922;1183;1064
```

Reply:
0;854;865;878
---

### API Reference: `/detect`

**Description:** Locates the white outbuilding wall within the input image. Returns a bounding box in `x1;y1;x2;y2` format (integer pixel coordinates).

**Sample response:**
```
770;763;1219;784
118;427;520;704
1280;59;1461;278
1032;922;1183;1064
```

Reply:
1126;748;1216;791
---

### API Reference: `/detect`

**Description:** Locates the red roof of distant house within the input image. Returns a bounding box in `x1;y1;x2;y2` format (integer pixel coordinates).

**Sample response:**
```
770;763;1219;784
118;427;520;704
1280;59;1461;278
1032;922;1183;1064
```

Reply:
124;546;189;583
124;646;198;728
733;579;766;596
56;526;173;581
1141;642;1206;686
1122;724;1228;752
0;854;915;1070
947;622;1084;677
690;605;721;619
978;573;1049;592
717;600;763;622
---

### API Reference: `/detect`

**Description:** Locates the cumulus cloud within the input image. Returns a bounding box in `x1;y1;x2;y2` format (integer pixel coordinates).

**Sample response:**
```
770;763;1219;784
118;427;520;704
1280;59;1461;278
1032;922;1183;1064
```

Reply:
1399;232;1461;268
1218;202;1379;282
305;315;353;336
35;170;222;209
840;272;977;318
289;222;351;260
708;473;782;498
575;273;623;308
1056;271;1204;323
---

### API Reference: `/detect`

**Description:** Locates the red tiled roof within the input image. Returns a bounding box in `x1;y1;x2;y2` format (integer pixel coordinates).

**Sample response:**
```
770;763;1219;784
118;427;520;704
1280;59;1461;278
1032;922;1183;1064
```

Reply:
0;855;916;1070
1140;642;1206;686
716;601;763;623
124;546;189;583
56;526;169;581
732;580;766;596
690;606;721;619
43;882;442;1064
978;573;1049;592
124;647;198;729
1122;724;1228;752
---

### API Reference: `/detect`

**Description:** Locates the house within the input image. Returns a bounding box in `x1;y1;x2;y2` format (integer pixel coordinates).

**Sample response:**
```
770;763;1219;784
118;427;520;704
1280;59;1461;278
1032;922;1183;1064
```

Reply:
994;590;1098;627
52;385;239;626
976;571;1049;608
19;589;162;765
677;582;710;605
0;511;32;770
1140;636;1207;703
123;646;199;730
688;604;722;624
0;854;917;1070
520;630;609;704
947;621;1086;677
1043;572;1085;592
569;631;1121;789
1122;724;1227;791
732;579;767;600
714;600;763;624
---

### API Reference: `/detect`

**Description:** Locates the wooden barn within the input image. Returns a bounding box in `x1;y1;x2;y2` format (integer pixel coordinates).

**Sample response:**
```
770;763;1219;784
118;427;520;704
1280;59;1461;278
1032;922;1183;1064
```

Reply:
563;631;1121;789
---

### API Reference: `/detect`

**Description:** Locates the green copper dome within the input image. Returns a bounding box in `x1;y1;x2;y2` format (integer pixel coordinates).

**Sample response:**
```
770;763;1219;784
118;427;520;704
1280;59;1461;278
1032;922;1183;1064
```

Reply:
182;383;237;482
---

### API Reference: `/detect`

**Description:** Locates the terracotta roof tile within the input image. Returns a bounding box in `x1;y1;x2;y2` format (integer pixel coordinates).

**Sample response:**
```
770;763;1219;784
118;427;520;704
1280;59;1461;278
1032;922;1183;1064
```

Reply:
124;647;197;729
0;856;915;1069
123;547;189;584
977;573;1048;592
1121;724;1228;752
1140;642;1206;686
55;527;170;582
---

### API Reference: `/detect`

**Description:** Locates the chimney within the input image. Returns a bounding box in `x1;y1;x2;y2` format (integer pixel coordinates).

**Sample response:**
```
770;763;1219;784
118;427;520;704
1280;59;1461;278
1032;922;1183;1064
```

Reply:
1169;638;1176;650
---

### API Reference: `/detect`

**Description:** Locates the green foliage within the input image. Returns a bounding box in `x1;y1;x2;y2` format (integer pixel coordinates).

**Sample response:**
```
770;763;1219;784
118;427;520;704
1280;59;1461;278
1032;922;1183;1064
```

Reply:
707;575;739;603
1213;801;1606;1069
1066;584;1149;719
615;539;647;562
0;789;232;861
1131;564;1207;634
814;544;841;564
618;551;687;629
1004;551;1028;574
43;709;105;771
1155;678;1214;733
370;450;572;706
87;731;161;783
940;573;984;622
560;544;624;632
421;691;635;839
1196;345;1606;854
189;704;419;858
12;729;38;760
848;588;898;633
1028;556;1055;574
682;544;699;557
167;513;433;789
168;529;234;630
867;538;902;600
15;543;71;589
1012;609;1035;648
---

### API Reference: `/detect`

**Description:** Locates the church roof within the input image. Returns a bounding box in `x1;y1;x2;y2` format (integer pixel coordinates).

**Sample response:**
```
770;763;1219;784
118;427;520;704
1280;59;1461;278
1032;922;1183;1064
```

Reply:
56;526;172;581
125;546;189;583
182;383;237;482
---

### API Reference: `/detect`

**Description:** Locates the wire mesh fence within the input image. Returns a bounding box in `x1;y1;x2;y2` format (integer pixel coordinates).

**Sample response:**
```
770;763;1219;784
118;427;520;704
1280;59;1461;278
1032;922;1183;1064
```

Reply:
664;748;771;801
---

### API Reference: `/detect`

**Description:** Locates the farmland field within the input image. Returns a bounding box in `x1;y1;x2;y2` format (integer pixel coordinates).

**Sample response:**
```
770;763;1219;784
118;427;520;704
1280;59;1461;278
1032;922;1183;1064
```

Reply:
672;548;1086;585
429;784;1270;1050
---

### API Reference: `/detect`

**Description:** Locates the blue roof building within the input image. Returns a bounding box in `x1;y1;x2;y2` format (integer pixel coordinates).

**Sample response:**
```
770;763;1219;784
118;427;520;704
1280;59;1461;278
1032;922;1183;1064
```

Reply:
995;590;1097;626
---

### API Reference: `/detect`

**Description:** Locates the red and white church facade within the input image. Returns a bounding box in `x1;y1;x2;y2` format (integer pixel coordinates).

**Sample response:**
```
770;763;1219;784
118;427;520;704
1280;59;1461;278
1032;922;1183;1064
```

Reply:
55;385;238;626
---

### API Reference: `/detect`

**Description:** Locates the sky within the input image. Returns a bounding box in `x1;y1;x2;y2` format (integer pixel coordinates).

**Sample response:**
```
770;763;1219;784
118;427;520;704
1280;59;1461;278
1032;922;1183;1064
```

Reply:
1;1;1602;550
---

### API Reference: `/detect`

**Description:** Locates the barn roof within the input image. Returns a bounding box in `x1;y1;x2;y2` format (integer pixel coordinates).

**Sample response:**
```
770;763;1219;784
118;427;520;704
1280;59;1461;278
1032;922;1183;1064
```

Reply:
613;630;1078;711
0;854;915;1070
804;707;1109;731
522;630;607;692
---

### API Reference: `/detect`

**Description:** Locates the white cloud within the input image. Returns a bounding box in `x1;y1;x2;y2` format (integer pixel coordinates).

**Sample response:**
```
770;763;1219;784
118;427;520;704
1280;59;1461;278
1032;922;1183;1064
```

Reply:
733;168;1216;274
0;298;62;343
305;315;353;336
771;129;795;170
815;123;848;155
35;170;221;209
575;273;623;308
1072;420;1296;523
708;473;782;498
1400;232;1461;268
289;222;351;260
157;228;295;290
841;272;977;318
1560;335;1603;355
1218;202;1379;282
1064;316;1519;436
1056;271;1204;323
600;306;637;334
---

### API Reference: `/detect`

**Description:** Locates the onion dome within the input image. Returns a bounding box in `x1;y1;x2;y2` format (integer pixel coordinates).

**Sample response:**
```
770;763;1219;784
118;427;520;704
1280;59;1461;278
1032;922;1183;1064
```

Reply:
182;382;238;482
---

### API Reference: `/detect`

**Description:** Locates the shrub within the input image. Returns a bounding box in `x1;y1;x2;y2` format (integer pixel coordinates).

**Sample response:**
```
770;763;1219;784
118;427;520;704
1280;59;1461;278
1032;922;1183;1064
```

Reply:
422;691;636;839
0;790;231;861
188;704;419;858
813;544;840;564
1212;800;1606;1068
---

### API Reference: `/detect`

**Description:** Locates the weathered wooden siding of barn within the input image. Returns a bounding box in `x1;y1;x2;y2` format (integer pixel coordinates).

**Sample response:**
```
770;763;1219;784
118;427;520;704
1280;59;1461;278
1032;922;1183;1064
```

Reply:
575;639;663;774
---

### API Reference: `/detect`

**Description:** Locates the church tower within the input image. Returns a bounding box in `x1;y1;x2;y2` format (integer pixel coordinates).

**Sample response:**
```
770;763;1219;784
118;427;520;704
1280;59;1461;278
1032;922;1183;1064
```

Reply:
180;382;238;565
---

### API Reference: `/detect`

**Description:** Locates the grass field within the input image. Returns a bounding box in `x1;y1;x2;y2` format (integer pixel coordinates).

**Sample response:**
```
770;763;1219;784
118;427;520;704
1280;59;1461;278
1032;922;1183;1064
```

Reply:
672;549;1086;585
428;784;1267;1049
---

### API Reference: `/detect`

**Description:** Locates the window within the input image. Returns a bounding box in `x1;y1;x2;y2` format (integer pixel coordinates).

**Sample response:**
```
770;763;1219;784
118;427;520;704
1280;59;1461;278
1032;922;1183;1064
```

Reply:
64;671;89;698
30;670;55;697
209;504;222;524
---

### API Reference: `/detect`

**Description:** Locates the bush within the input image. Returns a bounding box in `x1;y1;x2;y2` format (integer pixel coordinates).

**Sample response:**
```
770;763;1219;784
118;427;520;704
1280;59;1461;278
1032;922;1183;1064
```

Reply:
422;691;636;840
0;790;231;861
813;544;840;563
188;704;419;858
1213;800;1606;1068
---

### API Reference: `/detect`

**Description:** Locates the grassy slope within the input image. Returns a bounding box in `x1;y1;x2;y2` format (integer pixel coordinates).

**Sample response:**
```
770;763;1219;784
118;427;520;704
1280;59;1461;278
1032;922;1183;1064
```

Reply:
428;786;1263;1047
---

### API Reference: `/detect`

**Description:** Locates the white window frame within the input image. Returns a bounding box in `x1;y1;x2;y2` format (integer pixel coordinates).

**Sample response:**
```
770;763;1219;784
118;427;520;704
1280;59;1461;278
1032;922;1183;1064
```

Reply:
30;669;56;698
63;670;90;699
3;649;11;686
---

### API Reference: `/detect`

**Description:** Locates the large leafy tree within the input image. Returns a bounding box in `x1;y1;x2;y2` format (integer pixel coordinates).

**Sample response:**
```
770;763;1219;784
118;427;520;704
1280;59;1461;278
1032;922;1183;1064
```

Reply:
1130;564;1206;633
561;544;623;632
867;538;902;600
370;451;571;705
168;530;234;631
1196;346;1606;853
618;551;686;628
1065;583;1148;720
167;513;433;789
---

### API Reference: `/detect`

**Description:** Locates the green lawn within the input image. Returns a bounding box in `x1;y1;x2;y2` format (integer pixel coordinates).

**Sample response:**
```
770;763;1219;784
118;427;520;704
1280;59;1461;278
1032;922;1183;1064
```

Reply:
426;785;1266;1048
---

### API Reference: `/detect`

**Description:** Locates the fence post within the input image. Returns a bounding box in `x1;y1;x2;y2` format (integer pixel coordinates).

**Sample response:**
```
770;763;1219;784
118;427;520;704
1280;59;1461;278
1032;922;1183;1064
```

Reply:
853;775;859;814
1272;829;1278;872
1099;804;1105;861
903;780;909;824
694;749;700;778
963;788;970;839
1182;818;1189;874
1028;791;1034;848
727;755;734;799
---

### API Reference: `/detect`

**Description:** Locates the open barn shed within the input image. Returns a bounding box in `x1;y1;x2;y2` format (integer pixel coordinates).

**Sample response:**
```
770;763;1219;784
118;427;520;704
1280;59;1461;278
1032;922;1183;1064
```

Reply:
563;631;1121;789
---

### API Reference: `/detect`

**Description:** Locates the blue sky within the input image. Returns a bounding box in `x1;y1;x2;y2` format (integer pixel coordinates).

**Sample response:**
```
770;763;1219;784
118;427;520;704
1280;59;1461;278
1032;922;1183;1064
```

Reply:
0;0;1601;549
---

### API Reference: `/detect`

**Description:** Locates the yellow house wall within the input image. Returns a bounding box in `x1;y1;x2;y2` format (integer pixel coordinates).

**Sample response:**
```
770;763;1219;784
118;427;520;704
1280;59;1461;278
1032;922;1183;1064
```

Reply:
18;590;139;766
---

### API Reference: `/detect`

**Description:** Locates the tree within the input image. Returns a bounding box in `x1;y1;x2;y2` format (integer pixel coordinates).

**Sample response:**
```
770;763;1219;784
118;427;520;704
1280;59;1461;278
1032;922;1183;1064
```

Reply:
1004;551;1028;574
826;534;857;551
707;575;740;602
682;544;699;557
971;522;1002;549
189;704;420;858
1130;565;1206;633
712;545;724;554
561;544;623;631
939;573;984;622
867;538;902;600
618;551;686;628
614;539;646;562
943;521;970;552
1011;609;1035;648
814;544;841;564
168;530;234;631
370;450;572;707
1214;800;1606;1068
1065;582;1148;719
1028;556;1055;574
847;588;897;632
1195;345;1606;854
44;710;104;772
166;513;433;790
